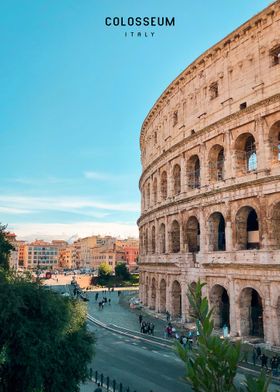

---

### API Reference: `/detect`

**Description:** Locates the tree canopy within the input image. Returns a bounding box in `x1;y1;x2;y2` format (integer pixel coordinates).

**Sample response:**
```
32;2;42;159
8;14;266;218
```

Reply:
115;262;130;281
0;224;14;270
0;271;95;392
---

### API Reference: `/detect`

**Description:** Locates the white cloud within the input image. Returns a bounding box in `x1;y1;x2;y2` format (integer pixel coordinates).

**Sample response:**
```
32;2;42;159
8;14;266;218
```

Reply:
0;207;31;214
0;195;140;214
10;221;139;242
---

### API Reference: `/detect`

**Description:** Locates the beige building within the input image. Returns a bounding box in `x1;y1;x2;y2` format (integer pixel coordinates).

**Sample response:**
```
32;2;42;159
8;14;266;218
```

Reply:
24;240;59;270
92;243;126;270
138;1;280;346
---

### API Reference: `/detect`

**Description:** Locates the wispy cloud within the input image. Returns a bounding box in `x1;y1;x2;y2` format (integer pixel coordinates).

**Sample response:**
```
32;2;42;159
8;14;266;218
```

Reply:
8;177;76;185
0;195;140;216
0;207;31;214
10;221;138;242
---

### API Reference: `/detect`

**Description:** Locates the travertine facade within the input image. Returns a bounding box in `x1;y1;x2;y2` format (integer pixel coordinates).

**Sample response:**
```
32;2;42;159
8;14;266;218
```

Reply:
138;1;280;346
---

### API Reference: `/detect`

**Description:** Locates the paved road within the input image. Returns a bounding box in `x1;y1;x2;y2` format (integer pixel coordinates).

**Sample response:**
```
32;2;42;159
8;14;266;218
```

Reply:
84;323;189;392
51;286;280;392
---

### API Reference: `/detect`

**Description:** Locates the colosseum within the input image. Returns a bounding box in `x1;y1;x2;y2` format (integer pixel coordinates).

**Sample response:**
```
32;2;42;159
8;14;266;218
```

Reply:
138;0;280;346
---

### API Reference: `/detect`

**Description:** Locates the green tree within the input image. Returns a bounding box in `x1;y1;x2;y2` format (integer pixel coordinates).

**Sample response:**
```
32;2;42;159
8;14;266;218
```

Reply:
115;262;130;281
0;224;14;270
176;280;272;392
98;262;113;280
0;270;95;392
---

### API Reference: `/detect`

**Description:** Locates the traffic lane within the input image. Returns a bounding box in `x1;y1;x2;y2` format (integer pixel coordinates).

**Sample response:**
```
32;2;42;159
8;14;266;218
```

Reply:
89;324;190;392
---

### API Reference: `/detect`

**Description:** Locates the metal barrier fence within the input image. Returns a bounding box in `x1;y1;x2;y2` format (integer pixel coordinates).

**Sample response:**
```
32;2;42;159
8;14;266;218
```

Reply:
89;369;154;392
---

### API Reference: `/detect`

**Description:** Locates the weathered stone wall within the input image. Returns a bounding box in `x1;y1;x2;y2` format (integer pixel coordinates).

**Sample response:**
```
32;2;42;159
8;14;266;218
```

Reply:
138;1;280;346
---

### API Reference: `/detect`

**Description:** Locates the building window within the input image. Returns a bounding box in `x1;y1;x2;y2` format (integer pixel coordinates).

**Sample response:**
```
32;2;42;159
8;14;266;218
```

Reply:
245;136;257;172
270;45;280;66
154;131;157;144
173;111;178;126
278;133;280;161
209;82;218;100
240;102;247;110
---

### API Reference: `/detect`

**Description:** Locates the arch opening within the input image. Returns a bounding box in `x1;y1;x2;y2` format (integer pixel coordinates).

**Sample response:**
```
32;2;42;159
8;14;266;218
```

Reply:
151;226;156;254
272;202;280;248
235;133;257;175
209;145;225;182
236;206;260;250
240;288;264;338
159;279;167;313
208;212;226;251
171;280;182;318
150;278;156;310
171;220;180;253
173;164;181;195
159;223;166;254
210;285;230;329
161;171;168;200
185;216;200;252
187;155;200;189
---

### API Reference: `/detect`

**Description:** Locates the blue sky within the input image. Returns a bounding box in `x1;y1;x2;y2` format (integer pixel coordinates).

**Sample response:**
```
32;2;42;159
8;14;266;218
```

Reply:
0;0;270;241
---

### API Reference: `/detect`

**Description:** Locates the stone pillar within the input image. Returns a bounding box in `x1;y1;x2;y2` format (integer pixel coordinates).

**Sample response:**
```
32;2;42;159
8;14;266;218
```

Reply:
167;162;173;198
200;143;207;188
179;212;184;253
199;209;206;253
181;154;187;194
181;280;187;322
225;221;233;252
224;130;233;179
166;276;172;314
165;216;169;253
155;287;161;312
228;279;238;337
255;116;268;172
263;283;273;345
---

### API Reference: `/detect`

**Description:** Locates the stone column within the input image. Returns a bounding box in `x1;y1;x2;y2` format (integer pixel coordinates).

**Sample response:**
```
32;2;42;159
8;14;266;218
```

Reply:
179;212;184;253
181;280;187;322
165;216;169;254
225;221;233;252
181;154;187;194
228;279;238;337
224;130;233;179
199;209;206;253
166;276;172;314
200;143;207;188
255;116;268;172
155;287;161;313
167;162;173;198
263;283;273;345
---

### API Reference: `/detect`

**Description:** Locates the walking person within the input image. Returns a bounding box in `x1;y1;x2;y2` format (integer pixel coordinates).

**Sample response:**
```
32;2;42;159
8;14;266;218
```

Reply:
166;311;170;322
139;314;143;324
261;353;268;370
252;348;257;366
150;322;155;336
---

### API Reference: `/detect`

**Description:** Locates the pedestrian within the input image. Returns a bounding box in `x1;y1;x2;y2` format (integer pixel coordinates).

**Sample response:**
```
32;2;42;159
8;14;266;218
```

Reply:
95;292;99;301
261;353;268;369
252;348;257;366
166;311;170;322
118;290;121;296
94;382;103;392
182;336;187;349
139;314;143;324
150;323;155;336
108;298;111;305
256;346;261;359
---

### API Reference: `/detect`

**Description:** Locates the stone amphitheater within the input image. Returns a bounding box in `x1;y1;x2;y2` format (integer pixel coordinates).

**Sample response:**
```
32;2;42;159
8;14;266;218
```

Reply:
138;1;280;346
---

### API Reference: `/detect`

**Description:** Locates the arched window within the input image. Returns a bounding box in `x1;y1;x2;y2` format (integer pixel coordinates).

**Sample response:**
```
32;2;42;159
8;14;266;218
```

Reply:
173;164;181;195
235;133;257;176
185;216;200;253
209;145;225;182
245;136;257;172
170;220;180;253
217;149;225;180
159;223;166;253
153;178;157;204
146;183;150;208
151;226;156;254
268;121;280;163
161;171;167;200
144;228;148;254
208;212;226;251
188;155;200;189
235;206;260;250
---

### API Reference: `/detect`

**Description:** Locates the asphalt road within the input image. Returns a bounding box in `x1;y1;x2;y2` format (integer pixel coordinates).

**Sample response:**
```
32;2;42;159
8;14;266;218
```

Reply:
86;322;189;392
